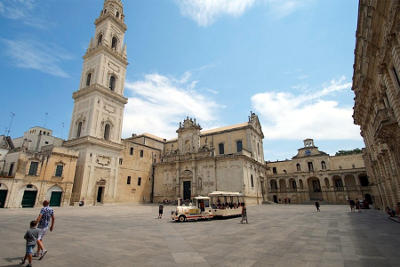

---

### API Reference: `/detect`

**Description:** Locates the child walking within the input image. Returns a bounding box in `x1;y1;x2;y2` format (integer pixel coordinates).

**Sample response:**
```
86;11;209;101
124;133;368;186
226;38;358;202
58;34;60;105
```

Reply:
21;221;40;267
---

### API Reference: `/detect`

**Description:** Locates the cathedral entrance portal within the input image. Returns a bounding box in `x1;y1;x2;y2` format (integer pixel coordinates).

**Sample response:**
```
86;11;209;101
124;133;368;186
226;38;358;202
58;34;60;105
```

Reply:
97;187;104;203
183;181;191;200
96;180;106;204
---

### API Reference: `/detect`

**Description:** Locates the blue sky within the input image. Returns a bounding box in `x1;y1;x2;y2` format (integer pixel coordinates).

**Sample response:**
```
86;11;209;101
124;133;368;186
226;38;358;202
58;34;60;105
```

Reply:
0;0;364;160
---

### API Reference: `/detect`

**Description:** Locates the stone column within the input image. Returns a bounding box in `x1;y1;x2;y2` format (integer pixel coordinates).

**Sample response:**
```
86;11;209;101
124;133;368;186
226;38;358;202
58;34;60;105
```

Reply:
175;162;180;198
191;157;196;196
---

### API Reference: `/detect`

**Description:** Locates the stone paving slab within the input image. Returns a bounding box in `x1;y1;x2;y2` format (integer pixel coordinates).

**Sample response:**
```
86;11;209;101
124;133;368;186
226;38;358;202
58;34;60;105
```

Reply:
0;205;399;267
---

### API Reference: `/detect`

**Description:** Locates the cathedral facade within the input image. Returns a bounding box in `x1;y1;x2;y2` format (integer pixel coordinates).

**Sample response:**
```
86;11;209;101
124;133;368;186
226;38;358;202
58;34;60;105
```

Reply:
153;114;267;205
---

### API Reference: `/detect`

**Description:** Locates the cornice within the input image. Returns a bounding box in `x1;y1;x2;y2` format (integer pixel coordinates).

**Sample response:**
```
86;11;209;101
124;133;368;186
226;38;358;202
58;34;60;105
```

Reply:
95;14;127;32
72;84;128;104
64;136;124;152
157;152;267;169
83;45;128;66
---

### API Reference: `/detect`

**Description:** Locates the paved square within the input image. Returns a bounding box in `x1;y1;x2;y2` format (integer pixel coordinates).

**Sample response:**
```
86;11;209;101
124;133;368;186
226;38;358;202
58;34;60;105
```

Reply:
0;205;399;267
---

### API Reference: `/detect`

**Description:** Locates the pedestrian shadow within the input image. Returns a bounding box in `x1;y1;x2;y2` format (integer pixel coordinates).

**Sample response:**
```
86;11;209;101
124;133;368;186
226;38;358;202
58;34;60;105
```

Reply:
0;256;21;267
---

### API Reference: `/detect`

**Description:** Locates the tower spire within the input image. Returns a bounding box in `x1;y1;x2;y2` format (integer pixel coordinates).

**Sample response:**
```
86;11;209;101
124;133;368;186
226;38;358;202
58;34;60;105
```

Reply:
65;0;128;205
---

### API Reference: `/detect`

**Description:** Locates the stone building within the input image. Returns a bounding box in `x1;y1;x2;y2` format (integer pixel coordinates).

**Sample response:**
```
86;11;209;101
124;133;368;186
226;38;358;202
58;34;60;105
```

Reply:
352;0;400;210
116;135;162;203
64;0;128;206
0;127;78;208
266;139;372;205
153;114;267;205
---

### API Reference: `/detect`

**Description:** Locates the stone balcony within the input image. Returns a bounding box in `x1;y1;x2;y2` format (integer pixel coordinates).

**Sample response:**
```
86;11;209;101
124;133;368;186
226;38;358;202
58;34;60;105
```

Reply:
373;108;397;141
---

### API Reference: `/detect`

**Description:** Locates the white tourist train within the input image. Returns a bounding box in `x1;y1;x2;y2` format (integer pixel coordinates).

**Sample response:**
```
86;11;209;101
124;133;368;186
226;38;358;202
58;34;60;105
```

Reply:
171;191;244;222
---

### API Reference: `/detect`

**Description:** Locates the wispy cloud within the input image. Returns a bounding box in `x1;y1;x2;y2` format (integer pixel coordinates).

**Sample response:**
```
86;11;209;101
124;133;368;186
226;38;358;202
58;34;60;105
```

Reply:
123;72;223;139
267;0;314;19
175;0;314;26
1;38;73;78
251;76;361;140
175;0;257;26
0;0;47;29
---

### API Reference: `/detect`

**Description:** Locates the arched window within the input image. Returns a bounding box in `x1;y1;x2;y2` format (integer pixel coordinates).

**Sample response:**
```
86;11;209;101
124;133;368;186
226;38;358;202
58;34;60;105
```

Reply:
291;179;297;190
86;73;92;86
55;164;64;177
104;124;110;140
103;9;107;14
307;162;314;172
296;163;301;171
299;179;303;189
218;143;224;155
97;34;103;46
109;75;116;91
321;161;326;170
250;175;254;187
116;11;120;18
359;174;369;187
236;140;242;152
77;121;82;138
111;37;118;49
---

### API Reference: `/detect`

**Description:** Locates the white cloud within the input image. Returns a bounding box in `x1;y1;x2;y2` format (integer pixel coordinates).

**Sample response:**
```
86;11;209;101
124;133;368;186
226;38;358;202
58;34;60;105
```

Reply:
175;0;313;26
175;0;256;26
1;38;73;78
123;72;222;139
251;77;362;140
267;0;313;19
0;0;46;29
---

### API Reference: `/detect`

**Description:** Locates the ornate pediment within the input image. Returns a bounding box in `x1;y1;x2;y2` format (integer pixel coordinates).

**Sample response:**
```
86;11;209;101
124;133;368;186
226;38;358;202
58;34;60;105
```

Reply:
248;112;264;138
181;169;193;177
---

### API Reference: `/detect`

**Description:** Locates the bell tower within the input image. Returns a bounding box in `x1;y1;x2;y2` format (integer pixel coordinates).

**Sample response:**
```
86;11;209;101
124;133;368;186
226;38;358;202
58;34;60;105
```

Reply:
65;0;128;205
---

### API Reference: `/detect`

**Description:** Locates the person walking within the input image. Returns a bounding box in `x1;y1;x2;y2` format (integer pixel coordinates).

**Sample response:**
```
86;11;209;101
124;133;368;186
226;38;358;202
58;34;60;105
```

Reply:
158;204;164;219
34;200;55;260
355;199;361;212
241;203;248;224
20;220;39;267
349;199;355;212
315;201;320;212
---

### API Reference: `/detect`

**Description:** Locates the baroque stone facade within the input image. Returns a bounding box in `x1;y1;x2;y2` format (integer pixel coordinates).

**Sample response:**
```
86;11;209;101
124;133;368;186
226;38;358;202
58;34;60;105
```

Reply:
153;114;267;205
266;139;372;205
352;0;400;211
